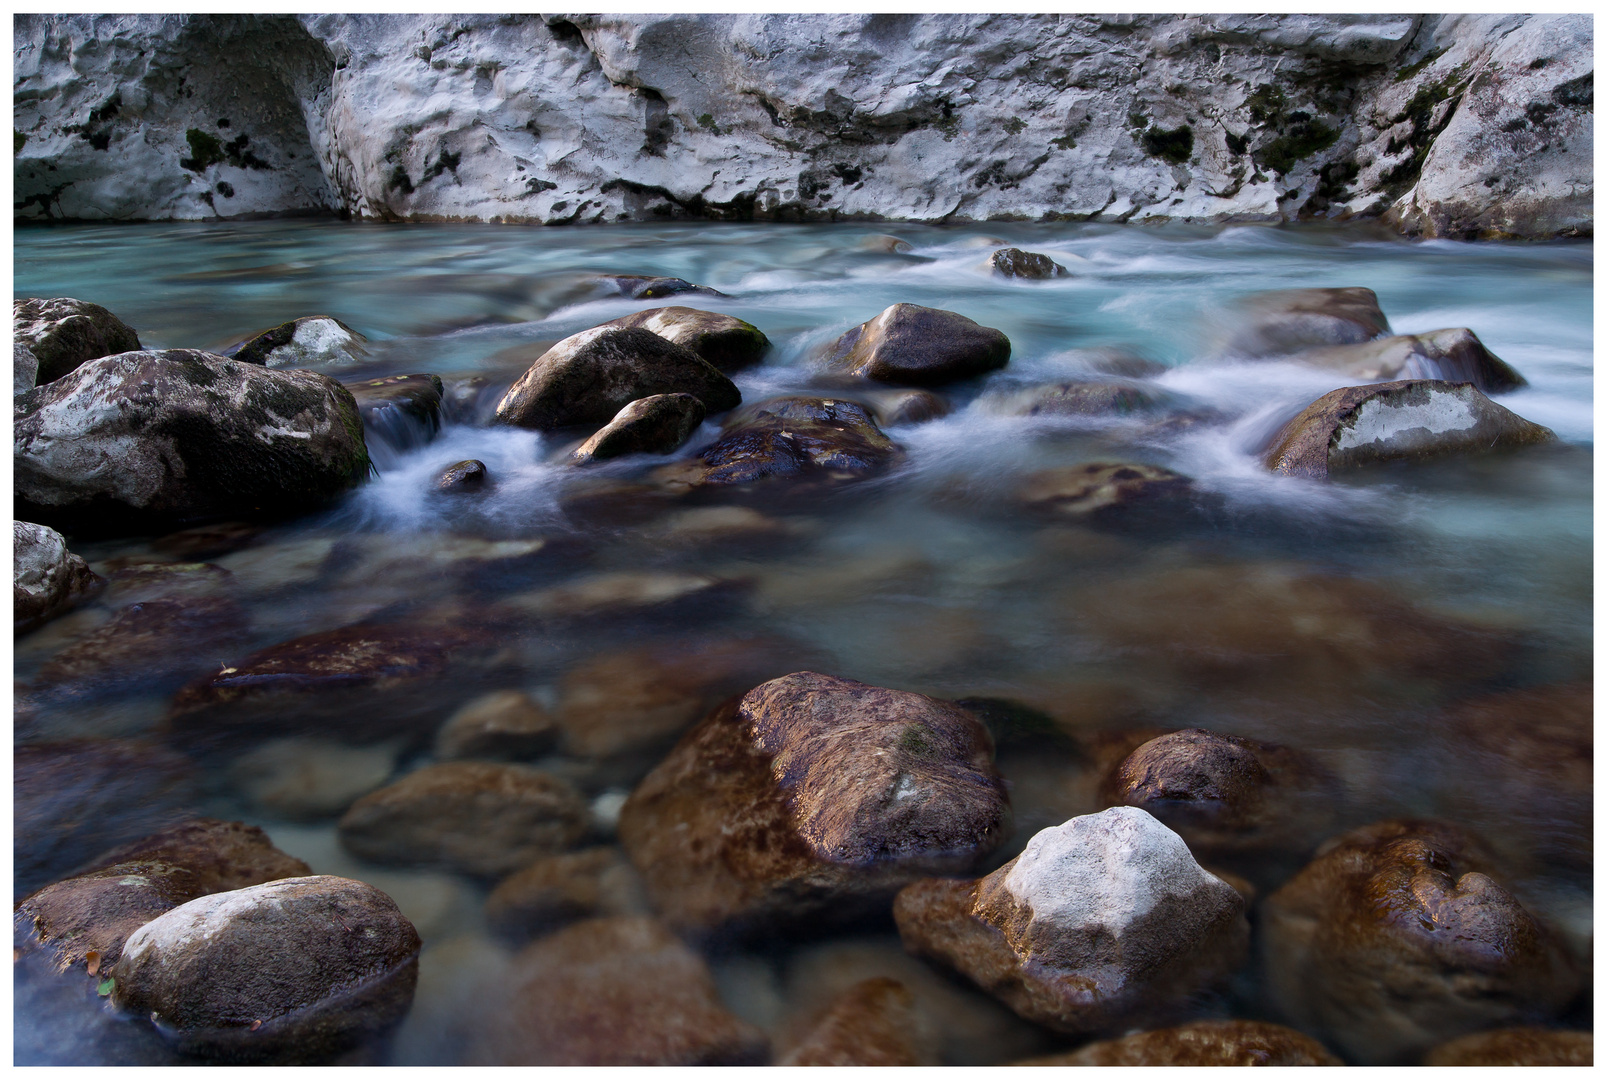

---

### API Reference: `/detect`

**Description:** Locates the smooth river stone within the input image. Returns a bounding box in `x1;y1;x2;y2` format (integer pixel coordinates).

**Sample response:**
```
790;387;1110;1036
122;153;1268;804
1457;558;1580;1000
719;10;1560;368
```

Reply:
14;520;103;633
570;392;705;463
1014;1019;1342;1065
1220;286;1390;357
13;296;142;384
825;303;1010;386
600;305;770;372
1422;1027;1593;1066
655;395;901;489
227;314;369;368
434;689;557;760
1292;327;1526;392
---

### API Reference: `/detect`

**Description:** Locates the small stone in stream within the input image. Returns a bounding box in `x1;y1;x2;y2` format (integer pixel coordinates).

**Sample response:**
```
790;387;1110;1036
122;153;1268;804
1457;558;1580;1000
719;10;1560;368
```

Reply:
13;297;142;384
781;977;931;1066
337;762;589;877
1264;379;1556;478
229;738;399;821
981;381;1161;417
987;247;1069;279
484;847;648;940
1014;1019;1342;1065
109;876;420;1063
435;689;557;760
825;303;1011;386
469;916;769;1065
346;373;444;449
1423;1027;1593;1066
655;395;901;490
1018;462;1193;519
436;458;490;492
601;306;770;372
571;392;706;463
227;315;369;368
14;521;103;633
590;274;726;300
1221;286;1391;357
861;388;950;427
650;505;802;546
495;326;740;430
150;521;263;561
894;806;1248;1036
15;340;39;393
1261;818;1581;1064
1293;327;1526;393
33;596;251;693
617;671;1011;936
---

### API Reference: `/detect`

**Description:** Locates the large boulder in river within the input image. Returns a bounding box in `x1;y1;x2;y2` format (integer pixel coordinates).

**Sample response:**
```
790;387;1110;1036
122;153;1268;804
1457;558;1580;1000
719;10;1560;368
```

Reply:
655;395;901;490
1220;286;1390;357
13;297;142;385
109;876;420;1063
1261;819;1581;1064
617;671;1011;937
227;315;369;368
1294;327;1526;392
825;303;1010;386
495;325;740;430
15;351;370;531
1264;379;1555;478
571;393;706;464
601;306;770;372
14;520;102;633
1015;1019;1341;1066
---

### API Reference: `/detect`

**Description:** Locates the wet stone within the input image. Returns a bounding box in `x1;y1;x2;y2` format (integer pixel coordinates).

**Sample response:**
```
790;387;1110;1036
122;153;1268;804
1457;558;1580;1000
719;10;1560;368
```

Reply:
227;315;369;368
229;737;400;821
1015;1019;1342;1065
434;689;557;761
590;274;726;300
1422;1027;1592;1066
601;305;770;372
436;458;490;492
781;977;931;1066
1293;327;1527;393
103;561;234;603
825;303;1011;386
507;570;741;623
655;395;901;490
15;340;39;393
860;387;951;427
14;520;103;634
346;373;444;451
1220;286;1391;358
150;521;263;561
617;671;1011;937
337;761;590;878
32;596;251;695
987;247;1069;279
1018;462;1194;520
571;392;706;463
14;296;142;385
894;806;1248;1036
484;847;648;941
1261;818;1582;1064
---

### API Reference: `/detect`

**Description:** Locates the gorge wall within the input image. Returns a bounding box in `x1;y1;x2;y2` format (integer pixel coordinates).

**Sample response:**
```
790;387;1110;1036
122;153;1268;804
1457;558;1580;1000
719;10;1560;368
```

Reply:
13;13;1593;238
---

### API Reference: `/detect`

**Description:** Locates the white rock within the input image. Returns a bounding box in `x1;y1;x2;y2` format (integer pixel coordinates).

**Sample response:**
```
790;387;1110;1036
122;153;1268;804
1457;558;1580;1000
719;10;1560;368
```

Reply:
14;342;39;394
13;520;101;632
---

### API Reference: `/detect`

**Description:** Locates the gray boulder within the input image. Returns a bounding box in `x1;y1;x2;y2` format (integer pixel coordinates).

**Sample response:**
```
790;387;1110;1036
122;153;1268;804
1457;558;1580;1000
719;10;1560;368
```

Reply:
227;315;369;369
826;304;1010;386
601;306;770;372
14;520;102;633
571;393;706;464
1220;287;1390;358
1292;327;1526;393
13;297;141;385
987;248;1068;279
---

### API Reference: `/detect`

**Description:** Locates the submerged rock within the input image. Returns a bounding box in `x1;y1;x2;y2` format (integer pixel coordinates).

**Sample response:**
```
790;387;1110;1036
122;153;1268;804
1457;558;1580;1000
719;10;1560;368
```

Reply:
987;248;1068;279
1264;379;1555;478
1261;819;1581;1064
825;303;1010;386
33;596;251;694
484;847;648;940
1018;462;1194;520
1221;287;1390;357
618;672;1011;936
571;392;706;463
860;388;951;427
346;373;444;449
781;977;931;1066
894;807;1248;1036
337;762;590;877
590;274;726;300
109;876;420;1063
601;306;770;372
15;350;370;531
470;915;768;1065
655;395;901;490
228;315;369;368
494;325;740;430
229;738;399;821
434;690;557;761
1015;1019;1341;1066
13;297;142;385
435;458;490;492
1293;327;1526;393
14;521;103;633
981;381;1161;418
1422;1028;1592;1066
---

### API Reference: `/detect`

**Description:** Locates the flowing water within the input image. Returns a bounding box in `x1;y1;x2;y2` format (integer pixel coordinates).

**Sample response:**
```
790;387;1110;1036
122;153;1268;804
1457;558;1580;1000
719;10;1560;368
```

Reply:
13;219;1593;1064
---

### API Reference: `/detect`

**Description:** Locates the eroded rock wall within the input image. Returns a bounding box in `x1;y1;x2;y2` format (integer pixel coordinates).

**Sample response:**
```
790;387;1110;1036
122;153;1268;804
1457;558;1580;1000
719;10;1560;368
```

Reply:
12;13;1592;237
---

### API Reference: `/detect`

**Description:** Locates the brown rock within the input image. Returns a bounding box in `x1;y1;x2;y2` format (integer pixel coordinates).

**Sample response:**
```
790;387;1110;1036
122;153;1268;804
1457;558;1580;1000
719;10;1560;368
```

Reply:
506;570;742;623
33;596;251;693
229;738;400;820
436;459;489;492
1261;819;1582;1063
1293;327;1526;393
1422;1027;1592;1066
571;392;706;463
435;690;557;760
781;977;931;1066
1019;462;1193;519
655;395;901;490
469;915;769;1065
1222;287;1390;357
1015;1019;1342;1065
494;325;740;430
600;306;770;372
825;303;1011;386
987;248;1069;280
983;381;1161;417
103;561;234;603
1264;379;1555;478
484;847;648;940
618;672;1011;936
13;296;142;384
337;762;589;877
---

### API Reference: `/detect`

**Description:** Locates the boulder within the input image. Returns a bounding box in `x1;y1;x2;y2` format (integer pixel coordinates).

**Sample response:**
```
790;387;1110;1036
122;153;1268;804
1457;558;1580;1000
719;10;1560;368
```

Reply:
571;393;706;463
1015;1019;1341;1065
346;373;444;450
337;762;590;877
601;306;770;372
14;520;103;633
494;326;740;430
1220;287;1390;358
470;915;768;1065
227;315;369;368
1264;379;1556;478
893;806;1248;1035
980;381;1161;417
434;690;557;760
436;458;490;492
15;350;370;531
590;274;725;300
13;297;142;385
15;341;40;393
1018;463;1194;520
1422;1028;1592;1066
825;303;1010;386
655;395;901;490
229;738;399;821
484;847;648;940
109;876;420;1063
32;596;251;694
1293;327;1526;392
780;977;930;1066
1261;819;1581;1064
860;388;951;427
987;248;1068;279
617;672;1011;936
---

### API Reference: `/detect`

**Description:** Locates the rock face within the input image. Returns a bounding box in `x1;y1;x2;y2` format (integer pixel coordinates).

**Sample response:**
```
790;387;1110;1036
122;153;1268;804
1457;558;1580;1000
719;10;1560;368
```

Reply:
14;520;103;633
602;306;770;372
13;297;142;385
228;315;369;368
656;396;901;490
1016;1019;1341;1066
470;916;769;1065
895;807;1248;1036
1220;287;1390;358
109;876;421;1063
571;393;706;463
1292;328;1526;393
1423;1028;1592;1066
987;248;1067;279
14;350;370;531
495;326;740;430
13;16;1590;238
825;304;1010;386
617;672;1011;936
15;342;40;393
781;977;930;1066
1260;819;1581;1064
1264;379;1556;478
